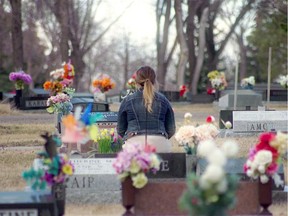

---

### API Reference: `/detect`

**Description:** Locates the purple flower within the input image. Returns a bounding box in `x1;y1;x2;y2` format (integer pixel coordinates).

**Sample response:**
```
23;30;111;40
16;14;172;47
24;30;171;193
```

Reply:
43;172;54;185
9;71;32;84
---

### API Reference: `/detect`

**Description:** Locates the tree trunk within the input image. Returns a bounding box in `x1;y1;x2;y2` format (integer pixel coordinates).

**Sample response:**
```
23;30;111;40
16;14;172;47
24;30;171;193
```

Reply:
54;0;70;63
237;30;247;81
191;8;209;95
123;40;129;89
174;0;188;87
156;0;172;90
186;0;202;91
9;0;24;70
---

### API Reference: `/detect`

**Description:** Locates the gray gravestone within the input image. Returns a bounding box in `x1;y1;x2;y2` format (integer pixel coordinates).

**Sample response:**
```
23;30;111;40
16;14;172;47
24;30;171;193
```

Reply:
218;90;263;110
233;111;288;132
66;153;187;204
66;158;121;204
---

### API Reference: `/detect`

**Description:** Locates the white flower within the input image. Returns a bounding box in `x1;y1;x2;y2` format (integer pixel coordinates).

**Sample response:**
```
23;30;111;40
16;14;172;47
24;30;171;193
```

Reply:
197;140;217;157
221;140;239;157
224;121;232;129
207;149;227;167
254;150;273;166
272;173;284;188
201;164;225;184
184;112;192;119
175;125;196;144
258;165;265;174
246;169;253;177
260;175;269;184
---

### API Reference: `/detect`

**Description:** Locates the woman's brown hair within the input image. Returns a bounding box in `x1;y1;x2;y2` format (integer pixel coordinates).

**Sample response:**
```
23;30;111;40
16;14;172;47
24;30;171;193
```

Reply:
135;66;157;112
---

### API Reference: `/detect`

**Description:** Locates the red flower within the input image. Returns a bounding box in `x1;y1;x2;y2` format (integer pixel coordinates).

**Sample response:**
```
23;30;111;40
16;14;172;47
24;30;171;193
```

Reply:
144;144;156;153
179;85;187;97
206;115;215;123
207;88;216;95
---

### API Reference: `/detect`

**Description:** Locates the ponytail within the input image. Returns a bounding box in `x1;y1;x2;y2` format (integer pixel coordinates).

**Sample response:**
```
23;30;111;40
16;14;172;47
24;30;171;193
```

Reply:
143;79;155;113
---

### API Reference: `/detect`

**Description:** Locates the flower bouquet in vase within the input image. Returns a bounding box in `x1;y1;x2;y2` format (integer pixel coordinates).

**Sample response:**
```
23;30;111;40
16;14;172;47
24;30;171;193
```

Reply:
243;132;287;214
113;143;161;213
241;76;255;90
276;74;288;89
92;73;115;102
9;70;32;108
22;132;74;216
175;114;219;173
179;140;239;216
207;70;227;101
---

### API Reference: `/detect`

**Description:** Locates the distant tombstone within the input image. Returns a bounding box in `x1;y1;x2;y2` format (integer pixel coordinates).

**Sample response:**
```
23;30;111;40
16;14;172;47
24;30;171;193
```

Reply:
19;96;49;110
71;98;109;112
29;88;49;97
159;91;180;102
265;89;288;101
218;90;262;110
233;110;288;132
0;191;57;216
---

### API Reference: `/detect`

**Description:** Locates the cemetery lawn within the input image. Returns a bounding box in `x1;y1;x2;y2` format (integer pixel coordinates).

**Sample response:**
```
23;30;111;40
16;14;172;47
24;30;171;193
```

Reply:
0;102;287;215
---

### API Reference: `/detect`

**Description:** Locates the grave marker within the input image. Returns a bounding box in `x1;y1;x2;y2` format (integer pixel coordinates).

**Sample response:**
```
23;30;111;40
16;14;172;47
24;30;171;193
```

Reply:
233;110;288;132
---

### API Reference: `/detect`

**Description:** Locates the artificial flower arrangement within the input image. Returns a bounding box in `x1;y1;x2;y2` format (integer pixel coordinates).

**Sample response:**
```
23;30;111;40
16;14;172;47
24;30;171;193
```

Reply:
113;143;161;189
92;73;116;93
244;131;288;186
126;78;137;90
241;76;255;89
175;114;219;155
179;139;239;216
207;70;227;90
9;70;32;90
43;61;75;114
22;132;74;190
276;74;288;89
89;127;123;154
46;93;73;115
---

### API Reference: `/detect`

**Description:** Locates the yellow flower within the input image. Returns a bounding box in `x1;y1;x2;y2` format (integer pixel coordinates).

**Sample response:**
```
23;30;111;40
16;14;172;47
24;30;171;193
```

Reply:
118;172;129;181
129;159;141;174
150;154;161;170
132;172;148;189
62;164;73;175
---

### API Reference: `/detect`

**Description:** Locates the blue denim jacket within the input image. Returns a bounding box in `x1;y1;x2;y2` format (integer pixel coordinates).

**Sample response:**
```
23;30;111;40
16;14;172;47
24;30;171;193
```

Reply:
117;90;176;140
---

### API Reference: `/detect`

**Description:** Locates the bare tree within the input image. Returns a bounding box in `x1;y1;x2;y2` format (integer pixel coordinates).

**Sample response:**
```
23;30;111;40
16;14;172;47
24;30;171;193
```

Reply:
174;0;188;87
156;0;177;90
9;0;24;69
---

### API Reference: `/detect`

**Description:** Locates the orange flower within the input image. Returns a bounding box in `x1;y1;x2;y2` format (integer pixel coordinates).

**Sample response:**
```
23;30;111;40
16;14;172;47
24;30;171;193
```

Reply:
63;63;75;79
53;82;63;93
43;81;52;90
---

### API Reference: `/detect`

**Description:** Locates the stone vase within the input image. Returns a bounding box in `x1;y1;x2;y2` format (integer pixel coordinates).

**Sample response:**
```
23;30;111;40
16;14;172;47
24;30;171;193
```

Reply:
14;89;22;108
94;92;106;102
258;177;272;215
214;89;221;101
121;177;135;214
52;183;66;216
186;154;197;174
